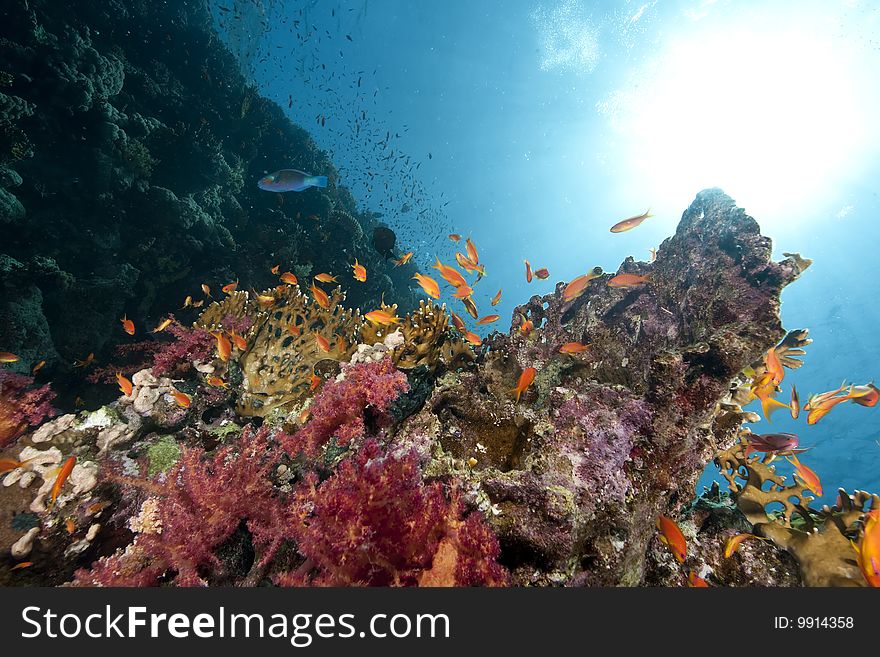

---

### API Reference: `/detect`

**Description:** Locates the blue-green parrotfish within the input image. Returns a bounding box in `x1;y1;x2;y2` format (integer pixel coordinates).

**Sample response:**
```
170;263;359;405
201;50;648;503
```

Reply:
258;169;327;192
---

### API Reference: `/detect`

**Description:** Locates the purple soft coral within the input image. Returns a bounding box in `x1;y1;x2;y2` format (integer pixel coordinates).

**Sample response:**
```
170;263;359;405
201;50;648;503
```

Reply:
281;357;409;457
0;370;57;447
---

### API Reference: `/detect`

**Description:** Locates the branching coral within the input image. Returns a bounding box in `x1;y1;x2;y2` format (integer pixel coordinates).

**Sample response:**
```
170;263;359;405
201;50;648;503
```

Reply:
715;440;878;586
280;357;409;457
0;370;57;447
361;300;474;372
280;439;507;586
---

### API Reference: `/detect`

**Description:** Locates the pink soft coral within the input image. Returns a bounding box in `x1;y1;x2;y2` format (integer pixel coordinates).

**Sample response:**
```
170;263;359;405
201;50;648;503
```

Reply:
73;426;298;587
0;370;57;447
281;357;409;457
280;440;508;587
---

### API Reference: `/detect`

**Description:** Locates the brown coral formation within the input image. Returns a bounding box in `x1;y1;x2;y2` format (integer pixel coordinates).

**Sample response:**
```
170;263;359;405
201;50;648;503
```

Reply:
197;286;363;417
361;300;474;372
715;441;878;586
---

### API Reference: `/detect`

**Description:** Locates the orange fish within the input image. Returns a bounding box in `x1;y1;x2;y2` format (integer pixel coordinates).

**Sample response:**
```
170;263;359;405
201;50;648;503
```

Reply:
687;571;709;588
787;454;822;496
607;273;650;288
452;285;474;300
513;367;536;402
47;456;76;511
151;318;173;333
806;388;854;425
181;295;194;309
450;312;466;332
222;280;239;294
559;342;590;354
394;252;413;267
365;309;401;325
229;329;248;351
524;260;533;283
206;376;228;388
0;457;35;474
519;314;533;338
462;296;479;320
412;273;441;299
432;258;468;288
724;533;758;558
212;331;232;362
656;514;687;563
270;265;280;275
314;332;331;353
790;385;800;419
31;360;46;375
463;331;482;347
116;372;133;397
280;272;299;285
351;259;367;282
610;208;653;233
73;353;95;368
335;334;347;353
310;373;322;391
448;234;461;242
120;315;135;336
850;383;880;408
455;252;480;273
465;238;479;265
0;352;19;363
65;518;76;534
765;348;784;385
11;561;33;571
854;509;880;587
750;373;790;422
562;269;602;303
252;290;276;307
534;267;550;280
491;289;502;306
192;300;204;308
314;273;338;283
310;283;331;309
287;323;301;337
171;389;191;408
477;315;499;325
201;284;212;298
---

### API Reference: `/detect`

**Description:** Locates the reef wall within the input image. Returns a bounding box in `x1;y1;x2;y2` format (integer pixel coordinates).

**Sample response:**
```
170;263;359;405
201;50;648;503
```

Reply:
0;0;418;398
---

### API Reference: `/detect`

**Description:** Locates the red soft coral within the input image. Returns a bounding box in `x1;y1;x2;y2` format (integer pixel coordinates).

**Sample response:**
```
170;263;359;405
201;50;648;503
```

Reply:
73;426;298;587
281;440;508;587
281;357;409;457
0;370;57;447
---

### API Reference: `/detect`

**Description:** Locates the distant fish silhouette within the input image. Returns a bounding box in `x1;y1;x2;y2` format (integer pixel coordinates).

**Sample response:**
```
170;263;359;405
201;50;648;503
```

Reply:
372;226;396;260
258;169;327;192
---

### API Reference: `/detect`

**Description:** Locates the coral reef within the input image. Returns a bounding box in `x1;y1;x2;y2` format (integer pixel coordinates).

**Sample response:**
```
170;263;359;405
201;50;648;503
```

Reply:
715;440;878;586
0;371;57;447
0;0;417;393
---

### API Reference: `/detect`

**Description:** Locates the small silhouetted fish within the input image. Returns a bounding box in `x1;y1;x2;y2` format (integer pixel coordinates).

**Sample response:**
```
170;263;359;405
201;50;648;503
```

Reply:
372;226;396;260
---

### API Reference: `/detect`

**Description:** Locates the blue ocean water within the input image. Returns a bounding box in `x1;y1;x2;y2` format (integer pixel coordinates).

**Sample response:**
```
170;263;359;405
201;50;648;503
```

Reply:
214;0;880;502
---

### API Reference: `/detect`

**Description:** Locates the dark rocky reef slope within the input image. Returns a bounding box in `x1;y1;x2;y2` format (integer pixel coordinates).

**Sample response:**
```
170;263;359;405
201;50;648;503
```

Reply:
0;0;417;390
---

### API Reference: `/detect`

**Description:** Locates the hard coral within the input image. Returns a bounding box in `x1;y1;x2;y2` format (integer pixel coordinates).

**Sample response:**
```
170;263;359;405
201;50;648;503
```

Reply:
283;439;507;586
0;370;57;447
715;440;879;586
281;357;409;457
197;286;363;417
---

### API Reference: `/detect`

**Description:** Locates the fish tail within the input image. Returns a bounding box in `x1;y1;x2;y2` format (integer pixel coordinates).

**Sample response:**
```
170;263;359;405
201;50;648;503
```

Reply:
310;175;328;188
761;396;790;422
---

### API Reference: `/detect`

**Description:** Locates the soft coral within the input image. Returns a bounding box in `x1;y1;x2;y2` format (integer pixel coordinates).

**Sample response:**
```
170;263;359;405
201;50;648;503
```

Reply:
0;370;57;447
